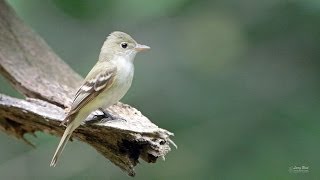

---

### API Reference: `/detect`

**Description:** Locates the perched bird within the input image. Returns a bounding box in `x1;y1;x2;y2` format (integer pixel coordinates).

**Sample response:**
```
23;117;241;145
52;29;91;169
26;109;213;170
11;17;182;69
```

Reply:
50;31;150;167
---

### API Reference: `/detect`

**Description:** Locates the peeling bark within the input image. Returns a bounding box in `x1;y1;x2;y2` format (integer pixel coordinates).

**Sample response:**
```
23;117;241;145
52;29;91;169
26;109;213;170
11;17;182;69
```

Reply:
0;0;175;176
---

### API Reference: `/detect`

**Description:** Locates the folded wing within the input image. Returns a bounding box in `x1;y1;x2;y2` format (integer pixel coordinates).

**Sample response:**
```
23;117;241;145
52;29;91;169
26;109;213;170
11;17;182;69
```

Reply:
61;64;117;125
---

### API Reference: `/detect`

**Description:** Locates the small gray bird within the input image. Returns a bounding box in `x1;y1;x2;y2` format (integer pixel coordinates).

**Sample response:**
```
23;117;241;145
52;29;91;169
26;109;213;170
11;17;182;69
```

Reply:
50;31;150;167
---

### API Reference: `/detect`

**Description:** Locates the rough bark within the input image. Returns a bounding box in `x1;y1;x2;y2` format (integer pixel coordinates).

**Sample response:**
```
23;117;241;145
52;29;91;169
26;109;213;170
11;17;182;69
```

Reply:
0;0;175;176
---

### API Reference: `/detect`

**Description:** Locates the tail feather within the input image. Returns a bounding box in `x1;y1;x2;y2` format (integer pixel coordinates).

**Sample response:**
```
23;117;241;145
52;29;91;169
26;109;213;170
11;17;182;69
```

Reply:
50;126;73;167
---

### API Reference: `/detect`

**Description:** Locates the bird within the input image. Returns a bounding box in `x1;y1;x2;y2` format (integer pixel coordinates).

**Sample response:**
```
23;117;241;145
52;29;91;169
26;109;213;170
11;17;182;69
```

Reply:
50;31;150;167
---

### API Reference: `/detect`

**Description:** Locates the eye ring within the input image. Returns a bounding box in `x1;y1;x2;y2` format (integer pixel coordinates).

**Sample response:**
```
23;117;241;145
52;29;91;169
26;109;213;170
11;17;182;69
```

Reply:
120;42;128;49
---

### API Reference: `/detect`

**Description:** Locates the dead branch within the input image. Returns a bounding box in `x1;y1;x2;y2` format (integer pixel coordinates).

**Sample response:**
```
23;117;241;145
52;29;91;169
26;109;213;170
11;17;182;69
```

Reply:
0;0;175;176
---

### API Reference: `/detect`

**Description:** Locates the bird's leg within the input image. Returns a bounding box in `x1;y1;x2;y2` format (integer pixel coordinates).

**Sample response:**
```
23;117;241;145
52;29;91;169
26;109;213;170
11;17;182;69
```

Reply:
98;108;118;120
85;108;118;124
98;108;127;122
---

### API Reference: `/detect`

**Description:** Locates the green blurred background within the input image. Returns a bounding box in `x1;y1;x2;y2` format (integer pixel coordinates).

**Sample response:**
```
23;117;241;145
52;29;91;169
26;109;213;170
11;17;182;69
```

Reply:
0;0;319;179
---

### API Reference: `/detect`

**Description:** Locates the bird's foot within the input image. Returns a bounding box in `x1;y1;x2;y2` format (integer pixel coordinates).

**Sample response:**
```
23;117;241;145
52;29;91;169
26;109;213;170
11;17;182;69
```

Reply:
98;108;117;120
85;108;126;124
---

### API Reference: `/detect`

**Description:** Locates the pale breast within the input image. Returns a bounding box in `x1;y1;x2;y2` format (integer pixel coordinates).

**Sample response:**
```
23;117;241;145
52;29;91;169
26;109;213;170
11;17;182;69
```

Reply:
114;57;134;86
76;56;135;119
93;57;134;109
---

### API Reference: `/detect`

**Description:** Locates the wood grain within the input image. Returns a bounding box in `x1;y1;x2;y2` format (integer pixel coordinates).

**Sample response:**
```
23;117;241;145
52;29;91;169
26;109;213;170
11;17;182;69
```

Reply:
0;0;175;176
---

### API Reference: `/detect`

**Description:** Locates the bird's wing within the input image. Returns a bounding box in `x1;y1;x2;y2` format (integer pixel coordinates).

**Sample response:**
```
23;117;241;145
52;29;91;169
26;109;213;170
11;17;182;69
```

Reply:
61;63;117;125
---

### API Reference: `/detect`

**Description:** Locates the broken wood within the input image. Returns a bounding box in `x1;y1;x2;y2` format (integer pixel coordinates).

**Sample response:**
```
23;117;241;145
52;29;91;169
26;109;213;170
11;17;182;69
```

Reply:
0;0;175;176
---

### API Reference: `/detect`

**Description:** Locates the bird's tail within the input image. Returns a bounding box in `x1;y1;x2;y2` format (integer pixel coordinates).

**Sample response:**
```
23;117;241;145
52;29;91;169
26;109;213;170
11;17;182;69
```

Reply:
50;125;74;167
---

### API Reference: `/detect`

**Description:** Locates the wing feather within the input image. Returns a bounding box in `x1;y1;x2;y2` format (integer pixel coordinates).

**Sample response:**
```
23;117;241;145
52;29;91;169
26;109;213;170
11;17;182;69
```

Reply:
61;65;117;125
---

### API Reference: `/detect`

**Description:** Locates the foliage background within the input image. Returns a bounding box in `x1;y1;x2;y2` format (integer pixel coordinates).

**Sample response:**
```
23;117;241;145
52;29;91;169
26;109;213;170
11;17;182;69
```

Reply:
0;0;319;179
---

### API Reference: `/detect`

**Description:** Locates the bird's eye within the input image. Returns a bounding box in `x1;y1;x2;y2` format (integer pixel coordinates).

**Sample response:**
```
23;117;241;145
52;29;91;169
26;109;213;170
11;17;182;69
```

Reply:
120;42;128;49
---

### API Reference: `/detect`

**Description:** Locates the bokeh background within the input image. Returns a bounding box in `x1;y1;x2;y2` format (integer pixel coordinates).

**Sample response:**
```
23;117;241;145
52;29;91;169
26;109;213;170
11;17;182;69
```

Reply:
0;0;319;179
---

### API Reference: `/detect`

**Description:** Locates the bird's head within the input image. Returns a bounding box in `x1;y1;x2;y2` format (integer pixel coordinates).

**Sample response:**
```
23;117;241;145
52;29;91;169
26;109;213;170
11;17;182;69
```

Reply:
100;31;150;61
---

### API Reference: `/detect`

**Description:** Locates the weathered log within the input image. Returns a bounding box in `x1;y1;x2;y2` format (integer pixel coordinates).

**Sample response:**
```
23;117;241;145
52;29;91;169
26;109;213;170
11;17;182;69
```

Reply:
0;0;175;176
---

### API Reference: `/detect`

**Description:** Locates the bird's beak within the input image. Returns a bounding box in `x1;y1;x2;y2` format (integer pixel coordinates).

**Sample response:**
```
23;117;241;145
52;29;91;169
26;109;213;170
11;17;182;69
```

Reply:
135;44;150;52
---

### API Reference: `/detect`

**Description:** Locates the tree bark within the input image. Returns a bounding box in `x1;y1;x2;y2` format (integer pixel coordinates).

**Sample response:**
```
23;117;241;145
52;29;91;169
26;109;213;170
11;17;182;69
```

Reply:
0;0;175;177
